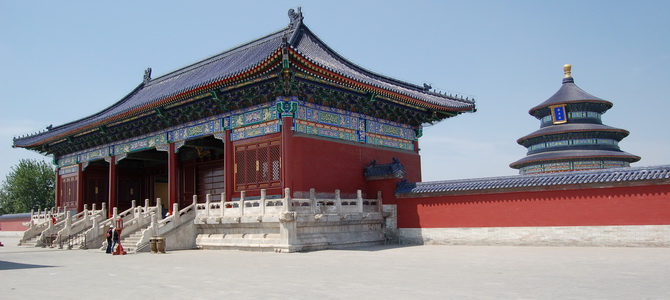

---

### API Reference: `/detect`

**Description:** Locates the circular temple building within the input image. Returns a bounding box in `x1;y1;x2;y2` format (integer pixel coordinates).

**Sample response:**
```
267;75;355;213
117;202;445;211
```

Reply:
510;65;640;174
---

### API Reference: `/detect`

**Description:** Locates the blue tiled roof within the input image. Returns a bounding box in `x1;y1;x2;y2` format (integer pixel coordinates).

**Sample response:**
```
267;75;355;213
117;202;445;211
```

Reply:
14;27;290;148
529;77;611;115
396;165;670;195
14;10;475;149
292;28;475;111
364;158;406;179
517;123;629;144
510;149;641;167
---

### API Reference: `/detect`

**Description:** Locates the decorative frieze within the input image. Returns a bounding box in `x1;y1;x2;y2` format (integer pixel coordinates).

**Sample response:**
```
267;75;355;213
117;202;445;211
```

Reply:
58;164;79;175
295;99;418;151
231;120;281;141
294;119;358;142
114;133;169;155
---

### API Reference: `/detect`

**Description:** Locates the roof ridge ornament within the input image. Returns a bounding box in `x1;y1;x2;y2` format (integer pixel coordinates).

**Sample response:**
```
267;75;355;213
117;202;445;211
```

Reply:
562;64;574;84
564;64;572;78
288;7;303;29
144;67;152;84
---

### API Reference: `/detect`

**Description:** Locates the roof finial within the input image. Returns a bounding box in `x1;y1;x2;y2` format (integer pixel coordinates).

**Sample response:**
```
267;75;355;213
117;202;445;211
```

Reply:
144;67;152;84
288;7;303;28
563;64;572;78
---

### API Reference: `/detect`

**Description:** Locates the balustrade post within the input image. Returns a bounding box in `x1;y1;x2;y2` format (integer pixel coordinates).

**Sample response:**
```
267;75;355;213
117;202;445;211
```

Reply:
101;202;107;220
173;203;180;225
83;204;90;226
151;213;158;237
260;189;266;216
310;188;316;213
220;193;226;217
206;194;211;217
335;189;342;213
283;188;291;212
91;216;99;241
240;191;246;216
377;191;383;212
65;211;72;237
357;190;363;213
156;198;163;220
112;207;118;222
193;195;198;206
131;200;137;218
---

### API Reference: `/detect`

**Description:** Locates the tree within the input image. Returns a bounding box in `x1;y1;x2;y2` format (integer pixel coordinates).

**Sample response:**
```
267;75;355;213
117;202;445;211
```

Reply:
0;159;55;214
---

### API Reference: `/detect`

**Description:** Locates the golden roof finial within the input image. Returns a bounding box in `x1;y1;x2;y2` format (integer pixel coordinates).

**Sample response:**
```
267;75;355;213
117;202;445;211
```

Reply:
563;64;572;78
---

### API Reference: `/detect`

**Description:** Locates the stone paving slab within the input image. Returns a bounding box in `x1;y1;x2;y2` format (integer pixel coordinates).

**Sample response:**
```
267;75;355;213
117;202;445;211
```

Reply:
1;235;669;299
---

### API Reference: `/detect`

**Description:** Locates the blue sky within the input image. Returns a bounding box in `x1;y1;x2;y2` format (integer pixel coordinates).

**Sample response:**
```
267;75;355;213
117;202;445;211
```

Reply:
1;0;669;182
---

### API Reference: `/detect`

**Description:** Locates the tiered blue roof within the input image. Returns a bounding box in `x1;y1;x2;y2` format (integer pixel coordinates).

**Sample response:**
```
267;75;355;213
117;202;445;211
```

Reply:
510;65;639;174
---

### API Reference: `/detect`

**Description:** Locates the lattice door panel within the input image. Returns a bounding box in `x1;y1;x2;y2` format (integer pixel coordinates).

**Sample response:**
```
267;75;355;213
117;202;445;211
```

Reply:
234;138;281;191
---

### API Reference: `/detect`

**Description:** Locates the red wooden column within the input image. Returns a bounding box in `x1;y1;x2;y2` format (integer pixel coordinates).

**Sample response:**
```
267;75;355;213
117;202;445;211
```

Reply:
77;163;85;212
55;168;61;209
281;114;294;196
223;130;234;202
168;142;178;213
108;156;117;217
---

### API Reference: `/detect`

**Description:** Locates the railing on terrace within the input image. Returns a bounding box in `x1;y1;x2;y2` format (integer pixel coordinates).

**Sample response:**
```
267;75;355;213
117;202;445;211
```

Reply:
195;188;382;219
21;204;103;246
54;203;107;246
29;206;67;225
134;197;198;252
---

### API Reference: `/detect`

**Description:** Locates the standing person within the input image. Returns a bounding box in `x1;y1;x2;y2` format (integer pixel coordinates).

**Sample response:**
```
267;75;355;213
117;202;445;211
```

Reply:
112;228;119;253
105;226;113;254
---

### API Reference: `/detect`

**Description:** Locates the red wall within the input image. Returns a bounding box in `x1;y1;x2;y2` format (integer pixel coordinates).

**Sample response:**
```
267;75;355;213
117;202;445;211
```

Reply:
0;217;30;231
290;135;420;204
397;184;670;228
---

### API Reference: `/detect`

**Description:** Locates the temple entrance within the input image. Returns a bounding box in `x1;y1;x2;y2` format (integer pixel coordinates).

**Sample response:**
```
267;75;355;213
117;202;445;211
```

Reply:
115;149;168;211
154;175;169;215
82;161;110;211
179;136;225;203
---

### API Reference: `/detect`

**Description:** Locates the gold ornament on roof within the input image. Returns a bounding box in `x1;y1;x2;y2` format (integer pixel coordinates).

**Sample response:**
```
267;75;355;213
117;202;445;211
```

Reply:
563;64;572;78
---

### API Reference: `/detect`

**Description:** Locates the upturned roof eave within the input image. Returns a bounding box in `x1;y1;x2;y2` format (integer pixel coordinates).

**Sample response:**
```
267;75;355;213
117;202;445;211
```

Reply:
516;125;630;144
509;151;641;169
289;24;475;113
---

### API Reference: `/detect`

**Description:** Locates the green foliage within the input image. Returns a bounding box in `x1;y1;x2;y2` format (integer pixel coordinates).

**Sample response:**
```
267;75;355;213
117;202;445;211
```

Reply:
0;159;55;214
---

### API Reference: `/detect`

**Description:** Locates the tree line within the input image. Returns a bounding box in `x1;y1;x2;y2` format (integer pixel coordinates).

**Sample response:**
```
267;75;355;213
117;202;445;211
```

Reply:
0;159;55;214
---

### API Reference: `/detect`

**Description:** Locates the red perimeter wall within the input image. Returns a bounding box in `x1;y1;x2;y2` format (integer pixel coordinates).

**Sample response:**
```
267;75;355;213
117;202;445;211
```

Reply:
290;135;420;204
0;217;30;231
397;184;670;228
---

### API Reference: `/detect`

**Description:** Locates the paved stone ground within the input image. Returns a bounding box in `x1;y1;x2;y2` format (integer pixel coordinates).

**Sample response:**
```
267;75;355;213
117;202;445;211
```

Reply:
1;234;669;299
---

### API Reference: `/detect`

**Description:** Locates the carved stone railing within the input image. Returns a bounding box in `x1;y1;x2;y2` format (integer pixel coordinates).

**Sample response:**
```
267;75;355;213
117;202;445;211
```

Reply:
19;207;68;245
195;188;382;221
21;205;102;247
84;199;159;250
290;189;382;214
28;206;67;226
133;197;197;252
55;203;107;246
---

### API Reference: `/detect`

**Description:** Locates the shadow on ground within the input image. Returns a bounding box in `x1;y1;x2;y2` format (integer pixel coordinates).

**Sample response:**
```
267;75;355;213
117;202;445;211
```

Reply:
0;260;55;271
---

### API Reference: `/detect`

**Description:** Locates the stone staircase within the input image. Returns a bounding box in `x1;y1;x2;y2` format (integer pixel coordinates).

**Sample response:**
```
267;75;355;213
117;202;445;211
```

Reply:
119;225;150;254
20;236;42;247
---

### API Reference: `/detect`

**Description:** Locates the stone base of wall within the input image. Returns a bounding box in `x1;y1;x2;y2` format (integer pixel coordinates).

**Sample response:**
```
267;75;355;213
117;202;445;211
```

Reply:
195;212;386;252
295;213;385;252
399;225;670;247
